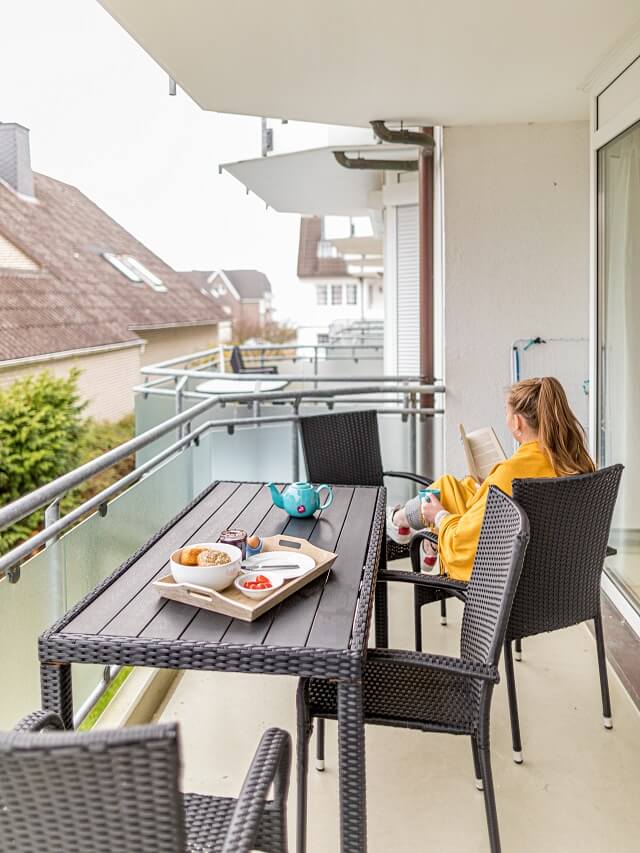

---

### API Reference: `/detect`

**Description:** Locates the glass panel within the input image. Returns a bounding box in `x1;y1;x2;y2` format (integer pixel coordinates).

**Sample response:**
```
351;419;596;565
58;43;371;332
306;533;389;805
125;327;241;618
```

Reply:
0;543;65;729
0;391;434;726
599;120;640;607
63;444;207;708
210;423;294;483
0;441;213;726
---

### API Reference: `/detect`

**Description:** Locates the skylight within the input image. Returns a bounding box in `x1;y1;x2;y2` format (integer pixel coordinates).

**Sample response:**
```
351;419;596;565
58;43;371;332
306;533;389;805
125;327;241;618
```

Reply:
102;253;167;292
123;256;167;292
103;252;142;282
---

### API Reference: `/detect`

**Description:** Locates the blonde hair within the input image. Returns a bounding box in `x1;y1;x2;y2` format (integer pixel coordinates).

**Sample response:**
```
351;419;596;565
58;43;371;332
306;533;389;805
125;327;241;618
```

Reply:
508;377;595;476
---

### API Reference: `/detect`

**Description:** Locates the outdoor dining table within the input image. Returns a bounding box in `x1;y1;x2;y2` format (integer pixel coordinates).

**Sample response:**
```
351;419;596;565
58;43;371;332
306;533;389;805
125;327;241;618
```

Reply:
39;479;385;853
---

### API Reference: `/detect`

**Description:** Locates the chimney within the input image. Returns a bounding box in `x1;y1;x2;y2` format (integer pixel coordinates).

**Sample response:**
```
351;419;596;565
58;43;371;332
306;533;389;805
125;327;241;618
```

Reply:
0;123;35;198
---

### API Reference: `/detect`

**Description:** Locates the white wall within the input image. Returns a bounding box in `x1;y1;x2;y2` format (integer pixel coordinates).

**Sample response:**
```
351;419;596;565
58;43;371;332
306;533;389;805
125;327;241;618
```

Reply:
443;121;590;471
0;344;141;421
138;324;219;367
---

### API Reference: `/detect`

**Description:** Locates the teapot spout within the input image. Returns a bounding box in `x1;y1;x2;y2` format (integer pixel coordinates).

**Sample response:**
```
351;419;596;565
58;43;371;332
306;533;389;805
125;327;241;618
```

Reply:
267;482;284;508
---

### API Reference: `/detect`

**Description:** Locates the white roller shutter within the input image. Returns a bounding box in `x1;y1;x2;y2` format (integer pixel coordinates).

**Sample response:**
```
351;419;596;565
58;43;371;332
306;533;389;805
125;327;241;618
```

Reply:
396;204;420;374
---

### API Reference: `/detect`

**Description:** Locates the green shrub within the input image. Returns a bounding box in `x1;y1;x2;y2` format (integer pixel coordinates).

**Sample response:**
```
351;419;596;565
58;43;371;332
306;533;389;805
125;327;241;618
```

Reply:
0;370;86;555
62;414;135;515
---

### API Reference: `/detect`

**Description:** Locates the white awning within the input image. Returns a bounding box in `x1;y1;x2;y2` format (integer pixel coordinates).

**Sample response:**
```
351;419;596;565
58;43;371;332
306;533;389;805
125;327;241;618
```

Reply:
222;145;417;216
331;236;383;258
98;1;637;126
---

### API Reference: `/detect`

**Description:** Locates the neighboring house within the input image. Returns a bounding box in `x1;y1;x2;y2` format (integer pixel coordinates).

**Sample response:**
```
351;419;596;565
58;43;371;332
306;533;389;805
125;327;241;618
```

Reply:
0;123;223;420
297;216;383;345
186;269;273;339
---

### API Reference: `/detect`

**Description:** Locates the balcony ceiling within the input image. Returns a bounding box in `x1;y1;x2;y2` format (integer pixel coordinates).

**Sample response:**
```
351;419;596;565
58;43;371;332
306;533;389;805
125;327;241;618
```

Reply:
98;0;638;126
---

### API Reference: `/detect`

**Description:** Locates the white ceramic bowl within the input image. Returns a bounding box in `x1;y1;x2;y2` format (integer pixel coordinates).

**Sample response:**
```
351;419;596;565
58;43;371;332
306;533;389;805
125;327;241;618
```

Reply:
234;571;283;600
170;542;241;591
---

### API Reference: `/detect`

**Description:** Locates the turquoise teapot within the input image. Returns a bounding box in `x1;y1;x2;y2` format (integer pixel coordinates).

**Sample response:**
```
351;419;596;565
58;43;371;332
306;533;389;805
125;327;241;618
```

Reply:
268;481;333;518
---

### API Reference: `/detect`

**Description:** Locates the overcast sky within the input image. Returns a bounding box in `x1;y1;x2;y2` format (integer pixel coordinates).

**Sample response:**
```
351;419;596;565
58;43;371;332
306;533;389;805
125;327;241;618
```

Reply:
1;0;333;322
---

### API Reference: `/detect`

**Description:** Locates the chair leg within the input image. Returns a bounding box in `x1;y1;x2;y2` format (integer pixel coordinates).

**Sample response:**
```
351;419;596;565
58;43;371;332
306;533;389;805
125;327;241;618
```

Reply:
471;736;483;791
503;640;523;764
479;746;502;853
594;612;613;729
440;597;448;626
514;638;522;662
296;680;312;853
316;718;326;770
414;593;423;652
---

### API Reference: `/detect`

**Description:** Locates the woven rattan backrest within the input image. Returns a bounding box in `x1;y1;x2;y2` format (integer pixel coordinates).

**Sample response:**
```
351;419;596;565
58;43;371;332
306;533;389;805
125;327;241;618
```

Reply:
0;723;185;853
299;409;385;486
460;486;529;668
230;346;244;373
509;464;623;640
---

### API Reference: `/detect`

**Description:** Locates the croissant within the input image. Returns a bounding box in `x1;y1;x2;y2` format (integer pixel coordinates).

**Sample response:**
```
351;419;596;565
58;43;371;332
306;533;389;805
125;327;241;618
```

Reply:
179;546;205;566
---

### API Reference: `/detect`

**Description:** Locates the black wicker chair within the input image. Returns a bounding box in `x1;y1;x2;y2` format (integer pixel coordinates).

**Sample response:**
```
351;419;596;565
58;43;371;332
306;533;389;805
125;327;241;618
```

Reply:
0;711;291;853
299;409;433;563
407;464;623;764
230;346;278;375
296;487;530;853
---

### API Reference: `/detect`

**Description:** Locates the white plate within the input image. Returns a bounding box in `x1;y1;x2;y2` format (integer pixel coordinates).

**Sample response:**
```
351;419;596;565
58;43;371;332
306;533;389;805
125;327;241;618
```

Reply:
242;551;316;578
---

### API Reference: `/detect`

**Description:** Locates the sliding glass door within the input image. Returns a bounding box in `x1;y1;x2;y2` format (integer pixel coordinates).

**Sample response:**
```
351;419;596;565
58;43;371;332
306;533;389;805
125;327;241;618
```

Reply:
598;120;640;607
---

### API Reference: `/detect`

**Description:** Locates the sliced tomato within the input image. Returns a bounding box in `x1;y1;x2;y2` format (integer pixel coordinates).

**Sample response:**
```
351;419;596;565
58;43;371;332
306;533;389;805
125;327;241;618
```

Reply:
255;575;269;583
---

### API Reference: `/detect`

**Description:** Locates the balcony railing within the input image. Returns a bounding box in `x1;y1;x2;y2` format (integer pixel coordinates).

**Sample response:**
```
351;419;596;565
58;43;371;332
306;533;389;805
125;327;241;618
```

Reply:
0;344;444;729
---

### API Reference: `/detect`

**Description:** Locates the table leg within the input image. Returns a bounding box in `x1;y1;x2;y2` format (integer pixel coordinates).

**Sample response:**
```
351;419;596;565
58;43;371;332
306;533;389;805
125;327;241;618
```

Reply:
41;662;74;729
374;581;389;648
337;679;367;852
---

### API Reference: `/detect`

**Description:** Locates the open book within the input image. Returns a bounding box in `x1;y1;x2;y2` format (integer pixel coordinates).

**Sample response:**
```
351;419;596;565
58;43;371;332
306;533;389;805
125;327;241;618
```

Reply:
459;424;507;483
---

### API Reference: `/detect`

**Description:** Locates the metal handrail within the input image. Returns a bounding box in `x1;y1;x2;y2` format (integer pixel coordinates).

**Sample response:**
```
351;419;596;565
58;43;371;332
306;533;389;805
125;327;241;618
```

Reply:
0;412;299;580
0;382;437;536
0;400;444;581
144;342;384;373
142;366;441;384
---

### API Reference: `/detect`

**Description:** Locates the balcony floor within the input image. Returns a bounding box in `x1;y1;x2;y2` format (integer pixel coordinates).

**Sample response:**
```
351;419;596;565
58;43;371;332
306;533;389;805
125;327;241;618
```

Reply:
155;565;640;851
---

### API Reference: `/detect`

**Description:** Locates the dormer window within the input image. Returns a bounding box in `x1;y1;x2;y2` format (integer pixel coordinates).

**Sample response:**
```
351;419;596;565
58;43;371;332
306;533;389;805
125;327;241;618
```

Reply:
0;233;39;271
102;253;167;292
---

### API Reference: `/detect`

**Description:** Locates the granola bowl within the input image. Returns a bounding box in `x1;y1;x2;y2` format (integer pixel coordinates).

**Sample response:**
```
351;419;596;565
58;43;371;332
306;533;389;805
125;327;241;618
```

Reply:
169;542;242;591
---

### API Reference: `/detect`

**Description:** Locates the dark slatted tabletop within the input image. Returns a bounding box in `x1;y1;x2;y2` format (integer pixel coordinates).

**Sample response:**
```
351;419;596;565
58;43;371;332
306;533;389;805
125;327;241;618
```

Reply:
39;480;385;853
40;481;385;685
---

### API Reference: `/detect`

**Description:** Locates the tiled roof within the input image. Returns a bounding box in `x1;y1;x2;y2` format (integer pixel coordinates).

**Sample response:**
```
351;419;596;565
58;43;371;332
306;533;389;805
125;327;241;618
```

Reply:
184;270;236;317
220;270;271;300
186;269;271;301
0;174;224;362
297;216;349;279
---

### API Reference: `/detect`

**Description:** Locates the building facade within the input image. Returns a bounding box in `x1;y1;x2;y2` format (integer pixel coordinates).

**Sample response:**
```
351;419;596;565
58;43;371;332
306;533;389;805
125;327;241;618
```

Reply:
0;123;222;420
297;216;383;345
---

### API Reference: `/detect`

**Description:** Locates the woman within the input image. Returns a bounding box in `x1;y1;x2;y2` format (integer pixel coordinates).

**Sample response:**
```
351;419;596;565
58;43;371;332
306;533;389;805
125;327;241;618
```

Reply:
388;377;595;582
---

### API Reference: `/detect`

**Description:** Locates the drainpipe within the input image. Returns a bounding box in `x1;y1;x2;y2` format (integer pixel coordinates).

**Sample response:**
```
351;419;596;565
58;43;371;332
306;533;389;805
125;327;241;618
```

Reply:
333;150;418;172
370;121;434;150
418;128;435;476
333;123;435;474
370;121;435;475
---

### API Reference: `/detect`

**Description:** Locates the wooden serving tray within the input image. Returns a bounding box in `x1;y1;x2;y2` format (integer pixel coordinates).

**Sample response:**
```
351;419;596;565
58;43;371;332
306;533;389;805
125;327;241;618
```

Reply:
154;535;336;622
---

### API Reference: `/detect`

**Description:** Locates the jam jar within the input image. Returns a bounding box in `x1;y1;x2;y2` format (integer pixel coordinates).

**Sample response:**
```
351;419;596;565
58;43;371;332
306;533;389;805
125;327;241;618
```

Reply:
218;528;248;559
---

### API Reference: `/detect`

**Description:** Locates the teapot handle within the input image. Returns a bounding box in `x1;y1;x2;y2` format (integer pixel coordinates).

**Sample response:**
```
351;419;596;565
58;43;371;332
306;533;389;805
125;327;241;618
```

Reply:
316;484;333;511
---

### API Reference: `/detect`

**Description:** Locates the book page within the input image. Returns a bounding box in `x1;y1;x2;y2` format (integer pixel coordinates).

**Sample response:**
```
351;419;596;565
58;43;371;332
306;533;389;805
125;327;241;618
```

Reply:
459;424;507;483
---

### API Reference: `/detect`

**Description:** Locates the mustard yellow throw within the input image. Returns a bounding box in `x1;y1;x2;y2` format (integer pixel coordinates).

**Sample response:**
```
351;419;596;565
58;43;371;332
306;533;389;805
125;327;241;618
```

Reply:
433;440;556;581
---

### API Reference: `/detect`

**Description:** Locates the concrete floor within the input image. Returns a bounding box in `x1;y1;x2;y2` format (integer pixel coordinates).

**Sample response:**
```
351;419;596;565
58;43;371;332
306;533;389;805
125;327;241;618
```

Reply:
156;568;640;852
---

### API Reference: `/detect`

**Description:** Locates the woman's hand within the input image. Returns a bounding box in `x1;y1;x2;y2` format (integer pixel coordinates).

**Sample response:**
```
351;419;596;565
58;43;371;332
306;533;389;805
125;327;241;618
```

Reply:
420;494;445;526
